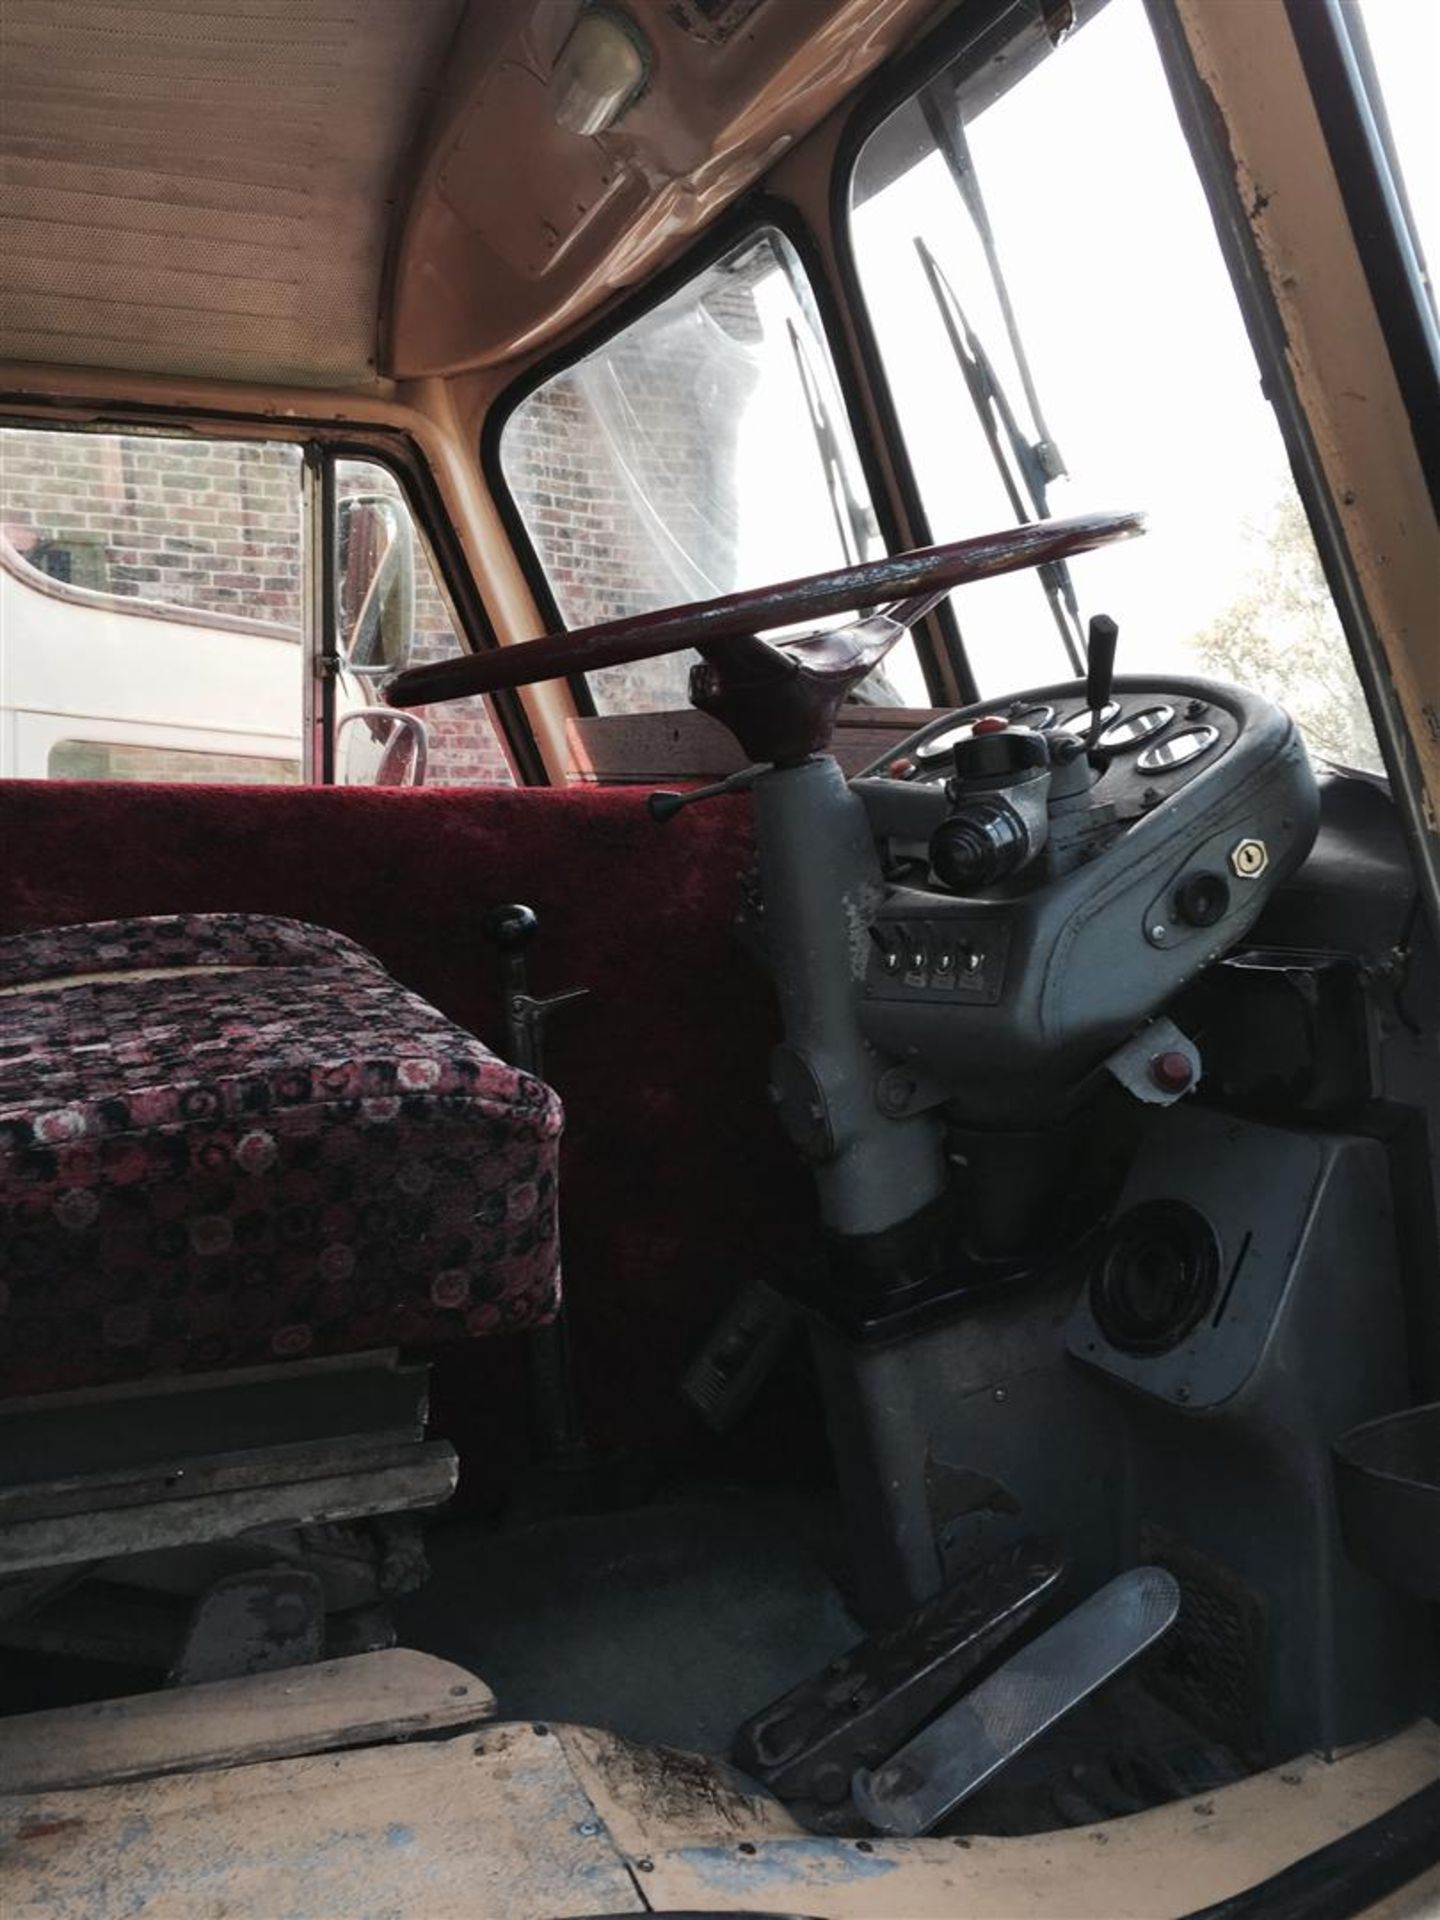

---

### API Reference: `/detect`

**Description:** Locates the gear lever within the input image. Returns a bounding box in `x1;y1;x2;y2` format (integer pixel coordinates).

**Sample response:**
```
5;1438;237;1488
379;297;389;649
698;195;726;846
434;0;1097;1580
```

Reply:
1084;613;1119;755
481;904;587;1464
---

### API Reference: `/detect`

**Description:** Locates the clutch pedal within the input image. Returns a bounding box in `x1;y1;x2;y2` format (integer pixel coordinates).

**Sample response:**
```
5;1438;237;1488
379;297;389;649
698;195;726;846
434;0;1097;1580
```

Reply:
853;1564;1180;1835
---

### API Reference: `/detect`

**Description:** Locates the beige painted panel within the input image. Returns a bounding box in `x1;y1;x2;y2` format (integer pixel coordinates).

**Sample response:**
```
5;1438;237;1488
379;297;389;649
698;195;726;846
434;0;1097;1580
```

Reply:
0;0;464;386
565;1719;1440;1920
0;1724;644;1920
1174;0;1439;822
0;1650;496;1796
3;1712;1437;1918
390;0;945;374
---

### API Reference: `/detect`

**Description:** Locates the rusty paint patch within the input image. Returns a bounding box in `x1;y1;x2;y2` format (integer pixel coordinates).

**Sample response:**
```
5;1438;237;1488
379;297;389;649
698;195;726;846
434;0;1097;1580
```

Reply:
585;1732;761;1833
16;1816;85;1840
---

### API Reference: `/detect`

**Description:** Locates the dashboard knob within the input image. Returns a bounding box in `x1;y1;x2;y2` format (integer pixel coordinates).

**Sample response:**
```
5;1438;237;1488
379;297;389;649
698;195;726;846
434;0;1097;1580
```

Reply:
930;799;1030;891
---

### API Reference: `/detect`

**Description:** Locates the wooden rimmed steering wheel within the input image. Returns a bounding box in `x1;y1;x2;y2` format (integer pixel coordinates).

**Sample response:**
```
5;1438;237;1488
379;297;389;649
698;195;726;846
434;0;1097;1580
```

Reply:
386;510;1145;764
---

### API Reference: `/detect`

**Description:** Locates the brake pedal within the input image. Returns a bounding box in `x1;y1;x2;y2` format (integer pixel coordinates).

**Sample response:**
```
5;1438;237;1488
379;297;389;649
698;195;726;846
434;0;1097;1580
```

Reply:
733;1537;1064;1809
853;1564;1180;1835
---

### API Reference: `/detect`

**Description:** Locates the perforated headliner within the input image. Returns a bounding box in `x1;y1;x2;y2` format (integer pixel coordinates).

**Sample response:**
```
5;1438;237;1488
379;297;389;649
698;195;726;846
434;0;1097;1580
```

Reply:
0;0;463;387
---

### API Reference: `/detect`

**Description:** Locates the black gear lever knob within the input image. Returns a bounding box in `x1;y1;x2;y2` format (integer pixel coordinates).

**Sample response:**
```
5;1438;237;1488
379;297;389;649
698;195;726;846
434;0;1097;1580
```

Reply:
1085;614;1119;752
481;903;539;950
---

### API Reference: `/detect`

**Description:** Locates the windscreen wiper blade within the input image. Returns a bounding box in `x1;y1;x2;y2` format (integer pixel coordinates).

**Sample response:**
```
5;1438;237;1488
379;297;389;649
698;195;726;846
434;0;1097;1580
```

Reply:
918;79;1067;490
916;237;1085;671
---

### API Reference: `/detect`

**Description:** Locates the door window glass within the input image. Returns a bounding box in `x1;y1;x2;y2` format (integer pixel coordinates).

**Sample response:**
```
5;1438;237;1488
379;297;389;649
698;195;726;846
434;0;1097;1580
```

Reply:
0;427;304;781
500;227;929;713
0;428;514;785
847;0;1383;772
48;741;299;784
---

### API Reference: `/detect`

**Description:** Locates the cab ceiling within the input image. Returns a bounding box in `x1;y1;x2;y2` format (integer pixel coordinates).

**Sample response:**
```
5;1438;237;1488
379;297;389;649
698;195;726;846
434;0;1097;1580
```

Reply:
0;0;944;393
0;0;464;387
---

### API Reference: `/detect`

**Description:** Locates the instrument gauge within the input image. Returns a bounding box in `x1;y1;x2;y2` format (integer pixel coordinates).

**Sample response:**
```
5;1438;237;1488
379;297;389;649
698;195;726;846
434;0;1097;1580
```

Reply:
1136;725;1220;773
1061;701;1121;736
912;719;977;772
1097;704;1174;751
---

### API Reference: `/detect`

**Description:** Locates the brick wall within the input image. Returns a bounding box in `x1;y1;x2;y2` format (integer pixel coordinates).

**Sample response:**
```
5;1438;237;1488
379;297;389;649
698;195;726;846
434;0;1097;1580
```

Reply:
501;263;764;714
1;432;304;623
1;430;512;786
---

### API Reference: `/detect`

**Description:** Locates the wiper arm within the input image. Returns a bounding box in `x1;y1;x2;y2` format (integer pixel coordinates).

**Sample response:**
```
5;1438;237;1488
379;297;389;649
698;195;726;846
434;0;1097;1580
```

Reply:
916;237;1085;672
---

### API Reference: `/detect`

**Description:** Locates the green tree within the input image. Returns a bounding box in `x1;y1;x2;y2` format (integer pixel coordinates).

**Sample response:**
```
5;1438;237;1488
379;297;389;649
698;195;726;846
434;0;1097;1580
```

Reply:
1194;492;1382;773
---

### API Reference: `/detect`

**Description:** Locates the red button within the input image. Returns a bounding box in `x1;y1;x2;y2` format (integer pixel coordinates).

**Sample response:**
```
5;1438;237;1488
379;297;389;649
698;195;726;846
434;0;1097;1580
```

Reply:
973;715;1009;735
1149;1050;1194;1093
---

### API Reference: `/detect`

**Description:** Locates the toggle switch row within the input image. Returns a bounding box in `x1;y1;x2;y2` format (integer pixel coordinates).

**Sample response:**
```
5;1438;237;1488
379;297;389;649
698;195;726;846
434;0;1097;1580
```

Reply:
869;920;983;989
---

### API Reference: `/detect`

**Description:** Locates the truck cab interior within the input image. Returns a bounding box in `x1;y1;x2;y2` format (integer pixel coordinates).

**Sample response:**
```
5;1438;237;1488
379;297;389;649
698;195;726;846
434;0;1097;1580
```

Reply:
0;1;1437;1915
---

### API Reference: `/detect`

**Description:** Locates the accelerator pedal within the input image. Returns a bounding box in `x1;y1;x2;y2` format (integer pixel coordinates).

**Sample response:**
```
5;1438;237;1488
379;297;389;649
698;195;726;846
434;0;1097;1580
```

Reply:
853;1564;1180;1836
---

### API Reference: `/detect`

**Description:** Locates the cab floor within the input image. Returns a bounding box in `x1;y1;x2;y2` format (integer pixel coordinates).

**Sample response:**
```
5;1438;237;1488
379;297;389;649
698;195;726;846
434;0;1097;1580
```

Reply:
396;1486;861;1755
397;1485;1247;1836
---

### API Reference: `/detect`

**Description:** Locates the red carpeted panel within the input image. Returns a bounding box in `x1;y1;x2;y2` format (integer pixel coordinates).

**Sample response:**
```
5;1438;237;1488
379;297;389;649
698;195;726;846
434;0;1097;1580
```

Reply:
0;782;821;1489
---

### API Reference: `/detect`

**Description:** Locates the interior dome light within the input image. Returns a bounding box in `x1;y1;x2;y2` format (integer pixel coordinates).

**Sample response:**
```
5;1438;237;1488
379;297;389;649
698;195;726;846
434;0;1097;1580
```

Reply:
551;6;651;137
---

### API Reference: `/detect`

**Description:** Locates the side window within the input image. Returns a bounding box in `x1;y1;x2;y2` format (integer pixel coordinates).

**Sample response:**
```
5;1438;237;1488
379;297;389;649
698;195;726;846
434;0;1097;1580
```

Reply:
1;427;304;783
0;428;514;786
499;226;931;713
331;459;514;787
847;0;1384;773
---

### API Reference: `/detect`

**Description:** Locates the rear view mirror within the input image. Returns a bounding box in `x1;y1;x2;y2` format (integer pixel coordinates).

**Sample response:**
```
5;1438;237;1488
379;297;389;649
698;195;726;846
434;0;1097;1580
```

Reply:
338;492;415;674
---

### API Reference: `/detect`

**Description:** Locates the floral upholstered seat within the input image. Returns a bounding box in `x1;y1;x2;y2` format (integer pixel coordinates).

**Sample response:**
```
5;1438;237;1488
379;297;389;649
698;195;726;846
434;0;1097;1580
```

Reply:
0;913;563;1396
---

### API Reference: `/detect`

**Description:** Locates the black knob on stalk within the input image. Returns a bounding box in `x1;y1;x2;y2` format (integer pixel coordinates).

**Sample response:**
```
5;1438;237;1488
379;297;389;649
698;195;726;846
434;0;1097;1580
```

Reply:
481;903;539;951
1085;614;1119;752
930;800;1032;891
